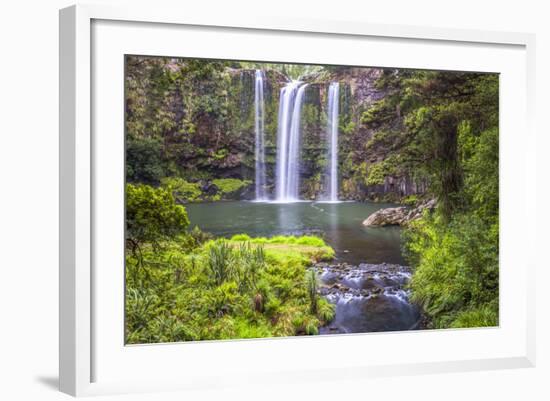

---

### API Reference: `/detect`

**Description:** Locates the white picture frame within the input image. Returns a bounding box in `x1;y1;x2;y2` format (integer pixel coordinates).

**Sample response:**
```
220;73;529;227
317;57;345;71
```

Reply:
59;3;536;397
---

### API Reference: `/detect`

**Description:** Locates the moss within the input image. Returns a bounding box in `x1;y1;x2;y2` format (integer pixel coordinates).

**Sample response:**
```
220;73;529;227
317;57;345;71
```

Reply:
212;178;252;195
402;195;419;206
228;234;335;262
365;162;386;186
161;177;252;202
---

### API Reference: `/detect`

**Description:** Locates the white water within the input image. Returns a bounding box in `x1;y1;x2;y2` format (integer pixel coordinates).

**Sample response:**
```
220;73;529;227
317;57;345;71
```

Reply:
325;82;340;202
275;81;308;202
254;70;267;200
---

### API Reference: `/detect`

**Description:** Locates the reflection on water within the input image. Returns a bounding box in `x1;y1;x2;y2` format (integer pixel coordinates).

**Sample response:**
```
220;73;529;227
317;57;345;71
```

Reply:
185;201;404;265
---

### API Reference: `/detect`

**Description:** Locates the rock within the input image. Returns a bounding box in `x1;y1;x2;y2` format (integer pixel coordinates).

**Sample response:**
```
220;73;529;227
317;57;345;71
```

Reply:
201;181;219;196
362;199;436;227
362;207;408;227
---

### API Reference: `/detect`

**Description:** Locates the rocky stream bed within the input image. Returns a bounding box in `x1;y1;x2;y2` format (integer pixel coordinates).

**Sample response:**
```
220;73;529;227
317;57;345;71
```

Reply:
316;262;424;334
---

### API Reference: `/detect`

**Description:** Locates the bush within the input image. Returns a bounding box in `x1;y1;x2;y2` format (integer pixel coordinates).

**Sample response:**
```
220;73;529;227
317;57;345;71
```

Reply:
126;137;165;185
126;183;189;250
450;302;498;328
161;177;202;203
405;213;498;328
207;240;234;286
317;298;335;323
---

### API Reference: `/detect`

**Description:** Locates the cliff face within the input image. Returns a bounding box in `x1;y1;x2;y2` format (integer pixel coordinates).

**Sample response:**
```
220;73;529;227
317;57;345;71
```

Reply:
296;67;426;201
125;57;427;201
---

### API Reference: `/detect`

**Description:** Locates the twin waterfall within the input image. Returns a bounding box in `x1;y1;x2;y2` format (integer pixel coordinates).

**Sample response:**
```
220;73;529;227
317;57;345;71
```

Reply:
254;71;340;203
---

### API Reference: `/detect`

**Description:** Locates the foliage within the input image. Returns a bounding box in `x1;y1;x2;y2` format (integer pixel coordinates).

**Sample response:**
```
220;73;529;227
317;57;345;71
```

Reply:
161;177;202;203
306;269;318;314
206;240;235;286
405;213;498;328
125;232;336;343
240;61;323;80
125;183;189;250
364;156;399;186
126;137;165;185
212;178;252;197
404;122;499;328
160;177;252;203
402;195;419;206
450;302;498;328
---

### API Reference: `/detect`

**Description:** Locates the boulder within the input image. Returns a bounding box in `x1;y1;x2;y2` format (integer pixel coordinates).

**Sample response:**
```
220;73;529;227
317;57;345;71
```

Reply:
362;199;436;227
362;207;408;227
201;181;219;196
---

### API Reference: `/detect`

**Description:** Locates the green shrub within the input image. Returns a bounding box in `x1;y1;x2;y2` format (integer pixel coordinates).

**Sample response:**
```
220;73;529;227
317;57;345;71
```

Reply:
405;213;498;328
317;298;335;323
207;240;234;286
450;303;498;328
126;137;165;185
161;177;202;203
126;183;189;250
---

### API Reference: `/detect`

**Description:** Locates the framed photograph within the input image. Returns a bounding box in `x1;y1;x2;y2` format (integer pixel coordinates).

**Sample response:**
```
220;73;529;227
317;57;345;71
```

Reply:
59;4;536;396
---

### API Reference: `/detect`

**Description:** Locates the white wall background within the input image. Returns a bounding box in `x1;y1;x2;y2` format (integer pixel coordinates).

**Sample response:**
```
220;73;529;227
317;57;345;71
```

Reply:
0;0;547;400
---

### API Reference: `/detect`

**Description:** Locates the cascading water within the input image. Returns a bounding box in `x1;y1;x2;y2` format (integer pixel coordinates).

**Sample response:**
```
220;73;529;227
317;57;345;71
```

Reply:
324;82;340;202
275;82;308;202
254;70;267;201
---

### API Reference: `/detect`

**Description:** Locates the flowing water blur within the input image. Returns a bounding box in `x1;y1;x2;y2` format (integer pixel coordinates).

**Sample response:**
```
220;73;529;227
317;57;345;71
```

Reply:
275;82;308;202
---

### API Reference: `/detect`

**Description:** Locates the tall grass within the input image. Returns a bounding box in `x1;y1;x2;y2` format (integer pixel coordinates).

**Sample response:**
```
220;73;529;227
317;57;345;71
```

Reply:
235;242;266;292
306;269;318;314
207;240;234;286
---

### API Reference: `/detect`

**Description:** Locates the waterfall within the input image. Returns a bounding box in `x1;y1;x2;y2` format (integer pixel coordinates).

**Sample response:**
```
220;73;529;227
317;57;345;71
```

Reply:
325;82;340;202
275;81;308;202
254;70;267;201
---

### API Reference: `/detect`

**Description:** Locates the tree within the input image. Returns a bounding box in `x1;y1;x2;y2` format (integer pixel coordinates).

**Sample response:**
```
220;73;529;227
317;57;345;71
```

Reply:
126;183;190;254
126;137;165;185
